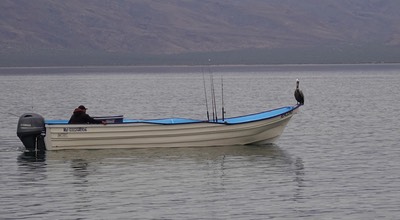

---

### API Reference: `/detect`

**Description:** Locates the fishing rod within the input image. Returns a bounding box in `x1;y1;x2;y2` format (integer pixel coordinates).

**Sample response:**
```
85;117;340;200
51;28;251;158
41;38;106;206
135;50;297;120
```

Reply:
205;58;222;122
210;70;220;122
207;59;217;122
221;76;225;121
202;68;210;121
210;73;216;122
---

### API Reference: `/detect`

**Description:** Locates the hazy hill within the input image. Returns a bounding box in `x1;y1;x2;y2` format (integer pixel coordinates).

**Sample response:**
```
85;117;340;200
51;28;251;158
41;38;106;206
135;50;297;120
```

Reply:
1;0;400;66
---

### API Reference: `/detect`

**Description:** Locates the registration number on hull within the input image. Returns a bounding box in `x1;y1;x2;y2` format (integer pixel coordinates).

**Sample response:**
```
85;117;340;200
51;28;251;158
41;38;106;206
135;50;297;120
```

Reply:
63;127;87;132
280;111;293;118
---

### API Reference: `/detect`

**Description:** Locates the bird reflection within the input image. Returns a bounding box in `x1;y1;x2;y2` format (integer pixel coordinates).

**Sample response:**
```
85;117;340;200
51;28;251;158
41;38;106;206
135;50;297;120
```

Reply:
292;157;305;202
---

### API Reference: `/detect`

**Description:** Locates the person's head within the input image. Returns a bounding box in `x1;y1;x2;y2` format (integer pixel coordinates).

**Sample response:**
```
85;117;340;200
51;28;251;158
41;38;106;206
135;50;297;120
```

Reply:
78;105;87;112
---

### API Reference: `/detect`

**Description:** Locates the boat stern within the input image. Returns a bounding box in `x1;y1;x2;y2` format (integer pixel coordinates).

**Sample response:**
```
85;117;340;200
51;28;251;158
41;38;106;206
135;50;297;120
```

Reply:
17;113;46;152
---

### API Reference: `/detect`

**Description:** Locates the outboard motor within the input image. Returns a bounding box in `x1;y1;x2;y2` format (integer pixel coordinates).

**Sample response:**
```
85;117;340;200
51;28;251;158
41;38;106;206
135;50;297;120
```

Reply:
17;113;46;152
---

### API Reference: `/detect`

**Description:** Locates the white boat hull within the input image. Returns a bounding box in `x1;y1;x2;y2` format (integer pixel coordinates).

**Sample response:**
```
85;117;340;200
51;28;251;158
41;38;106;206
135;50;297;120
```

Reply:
44;108;297;150
17;105;300;151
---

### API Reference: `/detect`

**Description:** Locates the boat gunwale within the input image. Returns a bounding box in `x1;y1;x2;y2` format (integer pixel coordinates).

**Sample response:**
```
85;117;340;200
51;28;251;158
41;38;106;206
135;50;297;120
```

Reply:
45;105;300;126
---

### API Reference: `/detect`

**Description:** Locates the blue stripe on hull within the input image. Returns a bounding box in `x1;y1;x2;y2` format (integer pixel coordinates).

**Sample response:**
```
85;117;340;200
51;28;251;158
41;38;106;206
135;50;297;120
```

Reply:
45;105;297;125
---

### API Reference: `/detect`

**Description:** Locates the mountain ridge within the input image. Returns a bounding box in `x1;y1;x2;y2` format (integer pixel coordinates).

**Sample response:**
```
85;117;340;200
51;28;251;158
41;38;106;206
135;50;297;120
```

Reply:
1;0;400;66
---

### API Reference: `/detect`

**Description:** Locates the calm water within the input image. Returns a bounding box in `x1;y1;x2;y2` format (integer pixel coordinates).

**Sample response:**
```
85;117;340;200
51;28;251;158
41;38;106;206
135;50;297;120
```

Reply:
1;64;399;219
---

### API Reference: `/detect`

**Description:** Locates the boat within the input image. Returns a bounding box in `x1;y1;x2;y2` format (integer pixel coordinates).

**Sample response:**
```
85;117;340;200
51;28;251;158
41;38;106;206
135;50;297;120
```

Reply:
17;79;305;152
16;104;301;152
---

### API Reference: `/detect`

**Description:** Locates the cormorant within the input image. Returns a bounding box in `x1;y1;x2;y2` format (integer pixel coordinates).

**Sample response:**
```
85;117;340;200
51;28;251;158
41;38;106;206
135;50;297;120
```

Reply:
294;79;304;105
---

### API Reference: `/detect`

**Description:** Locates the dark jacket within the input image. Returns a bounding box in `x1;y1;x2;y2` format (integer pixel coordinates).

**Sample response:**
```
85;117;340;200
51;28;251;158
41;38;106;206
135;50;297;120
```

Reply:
68;108;102;124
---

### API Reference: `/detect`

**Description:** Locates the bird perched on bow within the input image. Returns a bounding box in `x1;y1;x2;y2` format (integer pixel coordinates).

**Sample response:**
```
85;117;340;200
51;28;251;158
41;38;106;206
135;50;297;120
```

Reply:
294;79;304;105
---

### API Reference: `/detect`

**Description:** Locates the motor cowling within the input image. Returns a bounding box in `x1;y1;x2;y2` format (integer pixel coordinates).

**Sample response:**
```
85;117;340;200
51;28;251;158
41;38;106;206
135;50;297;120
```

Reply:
17;113;46;152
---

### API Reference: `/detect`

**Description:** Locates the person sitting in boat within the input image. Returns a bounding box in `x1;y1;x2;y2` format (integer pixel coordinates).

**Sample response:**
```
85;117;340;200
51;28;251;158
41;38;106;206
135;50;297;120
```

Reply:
68;105;106;124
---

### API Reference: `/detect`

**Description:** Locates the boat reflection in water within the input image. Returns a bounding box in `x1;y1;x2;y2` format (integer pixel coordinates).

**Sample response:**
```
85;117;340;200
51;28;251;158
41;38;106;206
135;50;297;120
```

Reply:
17;144;305;181
17;143;306;206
